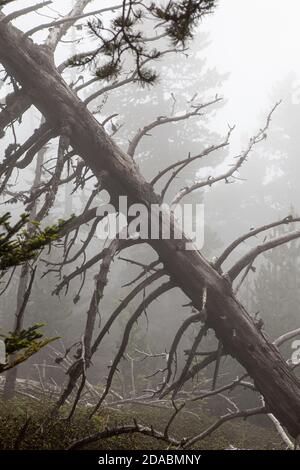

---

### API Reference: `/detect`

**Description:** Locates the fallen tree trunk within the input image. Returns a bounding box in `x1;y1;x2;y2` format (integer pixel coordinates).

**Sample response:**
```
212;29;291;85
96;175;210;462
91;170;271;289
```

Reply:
1;17;300;438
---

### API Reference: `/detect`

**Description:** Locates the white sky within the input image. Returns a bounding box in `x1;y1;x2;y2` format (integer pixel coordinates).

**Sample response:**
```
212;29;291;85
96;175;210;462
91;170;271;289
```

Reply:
203;0;300;136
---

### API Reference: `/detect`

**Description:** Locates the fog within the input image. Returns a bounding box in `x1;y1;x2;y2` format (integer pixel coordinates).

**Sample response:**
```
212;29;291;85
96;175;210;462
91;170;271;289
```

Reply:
207;0;300;133
4;0;300;136
0;0;300;451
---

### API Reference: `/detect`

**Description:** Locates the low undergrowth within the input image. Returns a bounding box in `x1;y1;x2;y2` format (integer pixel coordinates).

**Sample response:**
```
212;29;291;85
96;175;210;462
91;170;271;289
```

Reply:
0;396;283;450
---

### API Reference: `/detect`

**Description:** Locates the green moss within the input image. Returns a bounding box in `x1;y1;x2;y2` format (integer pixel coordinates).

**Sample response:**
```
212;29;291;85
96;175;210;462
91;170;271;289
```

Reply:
0;397;283;450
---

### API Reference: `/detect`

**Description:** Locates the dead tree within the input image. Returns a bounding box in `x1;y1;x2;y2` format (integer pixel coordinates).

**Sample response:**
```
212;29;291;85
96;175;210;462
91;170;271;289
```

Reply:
0;1;300;444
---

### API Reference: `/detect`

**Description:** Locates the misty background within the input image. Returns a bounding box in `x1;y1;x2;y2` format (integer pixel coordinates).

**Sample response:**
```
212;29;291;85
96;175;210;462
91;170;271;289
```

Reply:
0;0;299;432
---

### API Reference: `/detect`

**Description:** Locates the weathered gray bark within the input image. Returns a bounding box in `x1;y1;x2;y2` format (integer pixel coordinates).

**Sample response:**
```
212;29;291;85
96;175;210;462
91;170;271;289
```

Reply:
0;18;300;438
0;90;31;137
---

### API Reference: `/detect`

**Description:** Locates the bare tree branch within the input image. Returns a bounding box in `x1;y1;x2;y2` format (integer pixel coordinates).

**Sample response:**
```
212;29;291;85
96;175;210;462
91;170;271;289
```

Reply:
172;102;280;205
128;97;222;158
216;215;300;270
274;328;300;348
0;1;52;24
68;421;181;450
26;2;127;39
228;229;300;281
90;280;175;416
183;406;267;448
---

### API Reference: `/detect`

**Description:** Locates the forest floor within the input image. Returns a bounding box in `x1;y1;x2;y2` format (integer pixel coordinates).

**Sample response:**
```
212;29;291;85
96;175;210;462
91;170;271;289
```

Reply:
0;397;283;450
